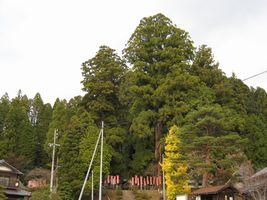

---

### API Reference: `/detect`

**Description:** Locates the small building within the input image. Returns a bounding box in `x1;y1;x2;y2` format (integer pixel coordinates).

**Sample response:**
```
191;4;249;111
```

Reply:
27;178;47;189
176;194;188;200
191;184;242;200
0;159;31;199
26;168;50;189
242;167;267;200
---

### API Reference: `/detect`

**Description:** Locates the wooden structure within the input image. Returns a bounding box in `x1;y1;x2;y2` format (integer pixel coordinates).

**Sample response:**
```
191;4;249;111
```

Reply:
243;167;267;199
0;159;31;199
191;184;242;200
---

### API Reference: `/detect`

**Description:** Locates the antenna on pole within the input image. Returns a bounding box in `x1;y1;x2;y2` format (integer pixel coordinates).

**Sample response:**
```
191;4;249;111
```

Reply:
49;129;60;194
99;121;104;200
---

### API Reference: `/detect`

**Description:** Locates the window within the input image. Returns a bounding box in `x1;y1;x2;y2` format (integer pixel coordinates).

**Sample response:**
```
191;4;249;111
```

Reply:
0;176;9;187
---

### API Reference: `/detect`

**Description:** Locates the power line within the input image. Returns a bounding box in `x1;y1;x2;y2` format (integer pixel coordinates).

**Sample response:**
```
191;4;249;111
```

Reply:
242;70;267;81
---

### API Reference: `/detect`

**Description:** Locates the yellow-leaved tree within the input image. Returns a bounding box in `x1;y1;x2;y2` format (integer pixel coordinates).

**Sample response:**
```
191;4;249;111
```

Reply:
162;125;190;200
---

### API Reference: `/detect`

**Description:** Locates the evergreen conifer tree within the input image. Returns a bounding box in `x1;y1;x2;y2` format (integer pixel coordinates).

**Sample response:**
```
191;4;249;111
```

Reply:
122;13;198;174
182;105;247;186
59;112;93;197
4;92;34;168
30;93;52;166
81;45;128;174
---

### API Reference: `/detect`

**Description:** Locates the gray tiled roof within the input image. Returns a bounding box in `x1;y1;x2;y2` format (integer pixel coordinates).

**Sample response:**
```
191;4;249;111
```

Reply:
0;159;23;175
251;167;267;178
4;189;31;197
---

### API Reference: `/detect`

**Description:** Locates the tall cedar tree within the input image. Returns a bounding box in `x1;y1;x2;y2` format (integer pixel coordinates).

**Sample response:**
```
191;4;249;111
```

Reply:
59;112;93;198
44;96;83;198
214;75;251;114
30;93;52;166
0;14;266;188
0;94;10;158
81;45;126;122
244;114;267;170
122;13;200;174
245;87;267;170
4;92;35;169
45;99;68;155
81;46;128;174
248;87;267;119
190;45;225;88
79;122;112;196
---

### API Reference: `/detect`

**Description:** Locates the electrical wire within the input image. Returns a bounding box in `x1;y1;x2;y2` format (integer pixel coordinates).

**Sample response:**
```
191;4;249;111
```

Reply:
242;70;267;81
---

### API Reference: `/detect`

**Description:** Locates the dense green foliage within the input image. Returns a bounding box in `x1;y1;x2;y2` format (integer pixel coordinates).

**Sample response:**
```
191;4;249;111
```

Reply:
81;45;128;174
79;122;112;194
0;13;266;197
31;186;60;200
0;91;52;170
182;105;247;186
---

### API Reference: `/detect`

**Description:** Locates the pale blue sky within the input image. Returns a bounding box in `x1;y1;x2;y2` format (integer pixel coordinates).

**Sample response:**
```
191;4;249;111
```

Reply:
0;0;266;104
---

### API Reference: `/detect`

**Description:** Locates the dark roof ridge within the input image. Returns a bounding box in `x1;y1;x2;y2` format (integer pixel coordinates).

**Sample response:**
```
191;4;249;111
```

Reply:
191;183;238;195
0;159;23;175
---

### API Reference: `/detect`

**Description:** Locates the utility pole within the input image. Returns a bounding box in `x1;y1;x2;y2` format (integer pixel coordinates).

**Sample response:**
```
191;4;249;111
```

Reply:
55;157;59;192
99;121;104;200
49;129;60;193
162;154;166;200
78;128;102;200
92;170;94;200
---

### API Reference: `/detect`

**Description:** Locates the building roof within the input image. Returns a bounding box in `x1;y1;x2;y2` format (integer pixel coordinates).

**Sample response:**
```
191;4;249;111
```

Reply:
191;184;238;195
0;159;23;175
4;189;31;197
251;167;267;178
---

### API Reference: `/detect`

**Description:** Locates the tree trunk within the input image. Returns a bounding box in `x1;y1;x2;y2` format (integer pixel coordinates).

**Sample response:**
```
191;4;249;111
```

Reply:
202;172;208;187
202;148;210;187
155;120;163;176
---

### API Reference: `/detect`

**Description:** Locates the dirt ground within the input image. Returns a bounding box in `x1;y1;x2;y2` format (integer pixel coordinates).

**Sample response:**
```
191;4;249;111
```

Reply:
105;189;161;200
